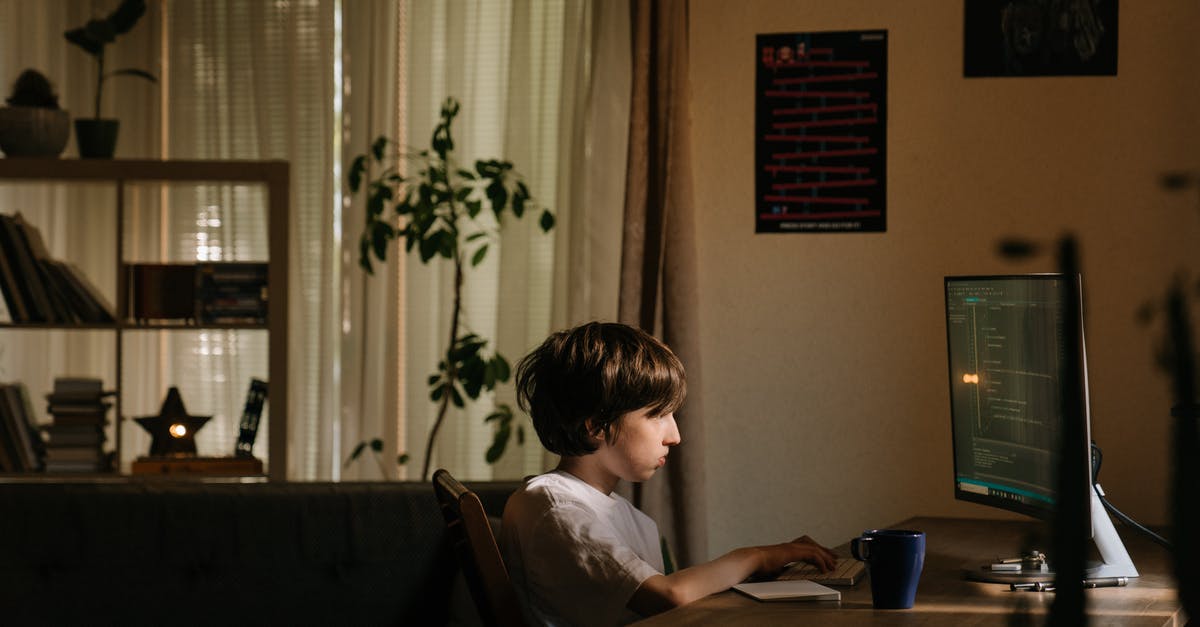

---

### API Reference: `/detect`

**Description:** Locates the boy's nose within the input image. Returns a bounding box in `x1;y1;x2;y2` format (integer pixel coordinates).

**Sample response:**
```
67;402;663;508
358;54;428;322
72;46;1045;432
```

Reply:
664;414;681;445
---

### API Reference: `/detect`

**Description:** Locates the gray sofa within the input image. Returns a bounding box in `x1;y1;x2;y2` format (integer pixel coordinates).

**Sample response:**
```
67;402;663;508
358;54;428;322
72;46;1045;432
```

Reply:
0;479;519;626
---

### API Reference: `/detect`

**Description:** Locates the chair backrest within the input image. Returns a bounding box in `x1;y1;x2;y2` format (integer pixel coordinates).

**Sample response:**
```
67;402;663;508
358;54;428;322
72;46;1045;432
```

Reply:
432;468;526;627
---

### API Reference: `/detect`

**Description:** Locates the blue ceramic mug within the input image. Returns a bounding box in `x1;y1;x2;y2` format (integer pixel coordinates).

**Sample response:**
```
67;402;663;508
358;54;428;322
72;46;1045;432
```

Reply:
851;529;926;609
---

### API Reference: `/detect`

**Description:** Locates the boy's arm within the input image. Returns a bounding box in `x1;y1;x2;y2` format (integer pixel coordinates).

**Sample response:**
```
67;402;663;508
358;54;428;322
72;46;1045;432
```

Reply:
627;536;837;616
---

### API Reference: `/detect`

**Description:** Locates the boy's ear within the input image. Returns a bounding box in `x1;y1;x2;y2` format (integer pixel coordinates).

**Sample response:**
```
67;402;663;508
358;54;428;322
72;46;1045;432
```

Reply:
584;418;607;443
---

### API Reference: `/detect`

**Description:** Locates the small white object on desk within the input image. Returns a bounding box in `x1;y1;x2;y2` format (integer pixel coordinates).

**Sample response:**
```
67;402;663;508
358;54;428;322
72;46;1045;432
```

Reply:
732;579;841;602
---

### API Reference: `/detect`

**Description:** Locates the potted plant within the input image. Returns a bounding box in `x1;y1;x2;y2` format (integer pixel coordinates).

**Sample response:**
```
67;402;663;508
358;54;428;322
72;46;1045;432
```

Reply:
0;69;70;157
346;97;555;480
64;0;157;158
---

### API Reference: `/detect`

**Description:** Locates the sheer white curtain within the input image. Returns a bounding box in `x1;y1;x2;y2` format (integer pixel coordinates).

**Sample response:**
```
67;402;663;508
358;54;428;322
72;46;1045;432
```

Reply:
342;0;630;481
160;0;338;478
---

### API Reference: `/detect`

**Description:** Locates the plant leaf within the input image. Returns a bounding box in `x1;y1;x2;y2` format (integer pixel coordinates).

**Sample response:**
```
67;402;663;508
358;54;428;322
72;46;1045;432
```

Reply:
471;244;489;267
540;209;556;232
108;0;147;35
483;360;497;390
348;155;367;192
64;27;103;56
397;453;410;465
106;68;157;83
371;135;389;161
492;354;511;382
486;424;511;463
369;438;384;452
438;229;457;259
358;235;375;274
487;180;507;215
418;232;439;262
371;222;391;262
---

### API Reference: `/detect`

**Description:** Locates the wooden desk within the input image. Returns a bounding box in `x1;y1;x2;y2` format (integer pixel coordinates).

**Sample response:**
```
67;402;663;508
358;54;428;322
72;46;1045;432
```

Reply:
634;517;1183;626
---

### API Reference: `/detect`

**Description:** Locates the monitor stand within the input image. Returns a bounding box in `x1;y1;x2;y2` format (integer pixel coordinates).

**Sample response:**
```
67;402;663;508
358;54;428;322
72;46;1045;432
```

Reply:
963;485;1140;584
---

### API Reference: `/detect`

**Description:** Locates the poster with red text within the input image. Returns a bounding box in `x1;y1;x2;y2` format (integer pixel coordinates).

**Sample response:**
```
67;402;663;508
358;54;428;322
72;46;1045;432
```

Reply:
756;30;887;233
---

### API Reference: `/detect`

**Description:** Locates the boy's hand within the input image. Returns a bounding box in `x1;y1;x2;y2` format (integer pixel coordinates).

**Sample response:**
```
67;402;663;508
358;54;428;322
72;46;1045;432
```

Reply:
756;535;837;576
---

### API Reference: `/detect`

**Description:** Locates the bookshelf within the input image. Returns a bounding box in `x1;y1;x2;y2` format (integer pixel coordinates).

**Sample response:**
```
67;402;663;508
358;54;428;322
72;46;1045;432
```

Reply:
0;158;288;480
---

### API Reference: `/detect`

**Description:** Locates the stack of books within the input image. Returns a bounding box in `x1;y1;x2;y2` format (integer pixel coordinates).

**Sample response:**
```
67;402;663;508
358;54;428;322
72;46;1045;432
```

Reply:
0;382;43;472
42;377;113;473
0;212;115;324
195;262;268;324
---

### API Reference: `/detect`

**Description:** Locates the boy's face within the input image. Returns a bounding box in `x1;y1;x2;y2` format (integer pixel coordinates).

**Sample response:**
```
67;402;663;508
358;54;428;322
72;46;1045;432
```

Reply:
593;407;681;483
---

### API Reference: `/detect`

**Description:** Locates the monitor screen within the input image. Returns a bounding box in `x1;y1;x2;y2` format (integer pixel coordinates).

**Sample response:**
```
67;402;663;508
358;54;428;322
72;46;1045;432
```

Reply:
945;274;1078;520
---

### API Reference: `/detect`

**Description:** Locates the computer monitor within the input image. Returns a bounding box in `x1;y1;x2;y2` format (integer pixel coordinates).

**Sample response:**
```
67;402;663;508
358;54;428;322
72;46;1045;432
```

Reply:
944;274;1138;583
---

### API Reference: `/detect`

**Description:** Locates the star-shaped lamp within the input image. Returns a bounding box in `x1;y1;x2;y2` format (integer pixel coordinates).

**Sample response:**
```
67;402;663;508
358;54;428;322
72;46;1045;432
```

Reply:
134;387;212;457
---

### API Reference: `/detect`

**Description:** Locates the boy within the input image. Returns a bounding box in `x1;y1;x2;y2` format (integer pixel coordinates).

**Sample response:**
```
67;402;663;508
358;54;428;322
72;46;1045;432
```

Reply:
500;322;836;626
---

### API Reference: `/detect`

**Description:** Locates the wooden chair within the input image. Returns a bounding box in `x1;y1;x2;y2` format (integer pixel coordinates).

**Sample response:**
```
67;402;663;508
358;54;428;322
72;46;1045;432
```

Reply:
432;468;526;627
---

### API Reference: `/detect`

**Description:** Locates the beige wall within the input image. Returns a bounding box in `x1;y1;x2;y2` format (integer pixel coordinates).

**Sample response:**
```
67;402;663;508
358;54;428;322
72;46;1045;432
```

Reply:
690;0;1200;559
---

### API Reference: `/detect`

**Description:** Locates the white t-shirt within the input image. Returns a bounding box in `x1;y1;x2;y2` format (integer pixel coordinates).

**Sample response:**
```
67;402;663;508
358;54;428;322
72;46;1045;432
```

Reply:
499;470;663;627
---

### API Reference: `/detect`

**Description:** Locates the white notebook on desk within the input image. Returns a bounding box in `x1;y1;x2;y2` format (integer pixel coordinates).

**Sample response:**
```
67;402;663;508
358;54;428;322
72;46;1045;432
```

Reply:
732;579;842;602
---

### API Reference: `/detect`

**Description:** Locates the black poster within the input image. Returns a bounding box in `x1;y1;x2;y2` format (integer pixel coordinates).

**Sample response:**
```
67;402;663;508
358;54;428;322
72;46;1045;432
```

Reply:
755;30;888;234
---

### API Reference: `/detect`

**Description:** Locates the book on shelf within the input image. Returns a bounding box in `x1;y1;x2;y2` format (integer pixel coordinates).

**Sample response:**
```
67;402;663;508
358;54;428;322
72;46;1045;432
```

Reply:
126;263;196;322
42;426;105;447
0;390;20;472
235;378;268;456
43;260;114;323
60;261;115;322
0;213;49;322
43;407;111;424
0;382;43;471
15;213;81;324
0;225;26;322
44;458;111;473
48;376;109;399
43;444;106;463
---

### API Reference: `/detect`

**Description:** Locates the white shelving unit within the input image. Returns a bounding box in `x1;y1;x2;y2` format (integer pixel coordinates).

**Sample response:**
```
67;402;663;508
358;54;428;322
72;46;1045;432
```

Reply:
0;158;289;480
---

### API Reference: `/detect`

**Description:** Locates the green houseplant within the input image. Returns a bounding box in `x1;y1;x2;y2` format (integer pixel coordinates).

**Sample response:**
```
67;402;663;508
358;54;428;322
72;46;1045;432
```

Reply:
64;0;157;158
0;69;70;157
347;97;555;480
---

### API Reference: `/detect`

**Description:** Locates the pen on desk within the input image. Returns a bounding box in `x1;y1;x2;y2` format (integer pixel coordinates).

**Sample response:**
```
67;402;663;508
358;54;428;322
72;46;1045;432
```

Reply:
1084;577;1128;588
1010;582;1055;592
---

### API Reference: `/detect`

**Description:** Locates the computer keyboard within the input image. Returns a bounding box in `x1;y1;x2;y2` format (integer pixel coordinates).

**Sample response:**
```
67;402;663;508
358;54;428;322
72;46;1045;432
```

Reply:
778;557;866;586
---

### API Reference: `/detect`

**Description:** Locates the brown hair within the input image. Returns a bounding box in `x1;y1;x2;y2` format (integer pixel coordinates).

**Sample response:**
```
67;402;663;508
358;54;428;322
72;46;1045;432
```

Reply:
515;322;686;456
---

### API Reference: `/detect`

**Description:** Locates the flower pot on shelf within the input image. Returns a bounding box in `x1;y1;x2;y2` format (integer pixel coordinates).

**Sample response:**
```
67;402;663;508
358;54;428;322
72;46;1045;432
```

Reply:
0;107;70;157
74;118;120;159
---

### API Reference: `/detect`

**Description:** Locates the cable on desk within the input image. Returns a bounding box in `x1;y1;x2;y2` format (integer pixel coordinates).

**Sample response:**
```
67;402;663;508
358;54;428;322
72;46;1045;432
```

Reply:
1091;442;1172;550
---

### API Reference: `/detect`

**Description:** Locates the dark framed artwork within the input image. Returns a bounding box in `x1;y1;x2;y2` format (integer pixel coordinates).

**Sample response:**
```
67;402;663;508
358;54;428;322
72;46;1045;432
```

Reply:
755;30;887;234
964;0;1118;77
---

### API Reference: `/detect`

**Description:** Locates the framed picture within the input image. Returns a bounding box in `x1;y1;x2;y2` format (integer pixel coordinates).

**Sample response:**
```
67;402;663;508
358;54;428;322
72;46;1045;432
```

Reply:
964;0;1118;77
